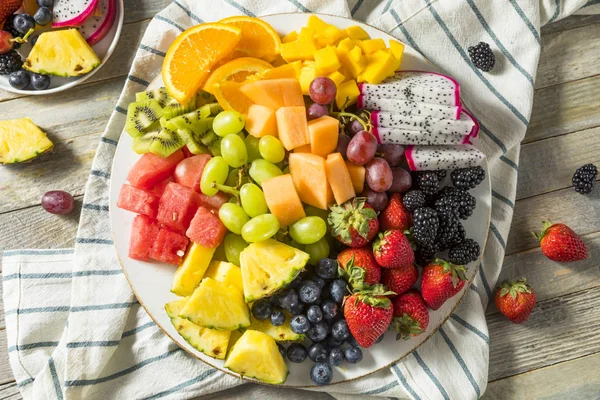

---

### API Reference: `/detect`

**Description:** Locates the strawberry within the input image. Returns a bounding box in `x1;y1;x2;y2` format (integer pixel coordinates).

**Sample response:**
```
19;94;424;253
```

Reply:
532;221;588;262
343;285;395;348
494;278;536;324
0;0;22;25
373;230;414;268
379;193;412;231
381;263;418;296
337;247;381;288
391;290;429;339
421;259;467;310
329;197;379;248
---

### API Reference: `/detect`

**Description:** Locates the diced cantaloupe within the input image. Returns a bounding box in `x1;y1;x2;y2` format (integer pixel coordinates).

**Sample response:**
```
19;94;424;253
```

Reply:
326;153;356;204
360;50;397;84
344;160;365;194
246;105;278;138
299;62;317;95
314;46;341;75
262;174;306;226
294;144;312;153
307;116;339;158
328;70;346;88
261;61;302;80
335;80;360;109
281;31;298;43
240;79;304;110
358;38;386;54
345;25;370;40
275;106;309;150
289;153;334;210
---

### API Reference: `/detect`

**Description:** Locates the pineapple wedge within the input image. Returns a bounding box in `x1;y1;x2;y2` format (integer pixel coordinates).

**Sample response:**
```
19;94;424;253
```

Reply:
205;260;243;293
227;329;244;357
179;278;250;330
239;239;309;302
0;118;53;164
244;313;304;342
165;298;231;359
224;330;288;384
171;243;216;296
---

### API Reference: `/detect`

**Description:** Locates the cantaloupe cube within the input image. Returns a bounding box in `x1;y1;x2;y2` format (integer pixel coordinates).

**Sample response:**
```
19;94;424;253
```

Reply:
246;105;278;138
299;62;317;95
240;79;304;110
328;70;346;87
345;46;367;78
276;107;309;150
361;50;397;84
336;80;360;109
326;153;356;204
345;25;370;40
315;46;342;75
289;153;334;210
262;61;302;80
282;31;298;43
389;39;405;59
308;116;339;158
345;160;365;194
262;174;306;226
307;15;329;31
316;25;345;46
358;38;386;54
294;144;312;153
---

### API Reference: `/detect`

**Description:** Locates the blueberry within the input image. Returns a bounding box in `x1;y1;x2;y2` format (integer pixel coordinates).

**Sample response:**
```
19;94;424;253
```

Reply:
34;7;53;26
344;346;363;364
328;347;344;366
289;302;305;315
321;300;340;320
331;319;350;341
307;321;329;342
277;289;299;311
287;343;307;363
9;71;30;90
306;305;323;324
251;299;272;320
310;362;333;385
376;334;385;343
30;35;39;47
277;343;286;358
37;0;54;7
316;258;338;279
270;310;285;326
327;334;345;348
14;14;36;34
329;279;349;304
288;275;303;289
31;74;51;90
312;275;326;290
347;334;360;347
290;315;310;334
298;280;321;304
269;294;280;307
307;342;329;362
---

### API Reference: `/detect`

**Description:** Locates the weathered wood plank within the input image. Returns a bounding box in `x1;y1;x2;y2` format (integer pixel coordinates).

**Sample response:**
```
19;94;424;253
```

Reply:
0;381;19;400
541;13;600;35
0;330;14;386
124;0;171;24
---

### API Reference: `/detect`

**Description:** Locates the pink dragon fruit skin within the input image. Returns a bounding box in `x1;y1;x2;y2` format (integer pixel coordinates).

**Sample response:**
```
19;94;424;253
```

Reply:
358;96;461;120
371;110;478;137
405;144;485;171
78;0;117;45
372;128;473;146
53;0;100;28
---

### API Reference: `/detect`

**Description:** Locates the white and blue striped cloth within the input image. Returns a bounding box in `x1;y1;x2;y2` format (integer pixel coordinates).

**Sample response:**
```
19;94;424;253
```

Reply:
4;1;599;399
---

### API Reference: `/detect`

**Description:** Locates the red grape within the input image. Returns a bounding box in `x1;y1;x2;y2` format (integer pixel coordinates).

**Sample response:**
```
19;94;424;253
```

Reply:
309;77;336;105
378;144;405;167
360;187;388;211
365;157;393;192
41;191;74;215
389;167;413;193
346;119;364;136
307;103;328;120
0;31;14;54
346;130;378;165
336;134;350;158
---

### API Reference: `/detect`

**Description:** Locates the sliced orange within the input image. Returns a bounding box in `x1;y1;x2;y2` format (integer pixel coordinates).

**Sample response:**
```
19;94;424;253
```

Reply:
162;23;242;104
212;81;254;115
219;16;282;62
203;57;273;94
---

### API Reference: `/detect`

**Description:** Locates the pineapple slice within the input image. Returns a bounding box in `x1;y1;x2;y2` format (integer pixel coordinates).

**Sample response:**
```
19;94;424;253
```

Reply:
204;260;243;293
224;330;288;384
165;298;231;359
244;313;304;342
227;329;244;357
24;29;101;77
171;243;216;296
179;278;250;330
239;239;309;302
0;118;53;164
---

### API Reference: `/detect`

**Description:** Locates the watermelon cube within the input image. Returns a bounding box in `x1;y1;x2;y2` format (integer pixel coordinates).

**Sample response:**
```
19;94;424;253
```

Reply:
149;227;189;265
117;184;160;218
149;177;173;197
156;182;200;233
129;215;160;261
173;154;212;193
186;206;228;248
196;191;230;210
127;150;184;190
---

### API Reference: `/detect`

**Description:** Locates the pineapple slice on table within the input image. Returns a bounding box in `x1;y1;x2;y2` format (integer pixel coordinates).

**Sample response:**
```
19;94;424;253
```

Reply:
204;260;243;293
171;243;216;297
0;118;54;164
165;298;231;359
244;313;304;342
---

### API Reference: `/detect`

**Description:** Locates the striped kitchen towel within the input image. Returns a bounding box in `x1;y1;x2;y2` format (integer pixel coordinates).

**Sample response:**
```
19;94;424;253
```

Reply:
3;0;597;399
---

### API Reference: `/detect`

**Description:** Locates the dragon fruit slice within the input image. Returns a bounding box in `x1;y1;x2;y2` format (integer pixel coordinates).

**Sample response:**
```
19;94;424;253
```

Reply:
405;144;485;171
77;0;117;45
373;128;472;146
53;0;99;28
358;96;461;120
372;110;478;138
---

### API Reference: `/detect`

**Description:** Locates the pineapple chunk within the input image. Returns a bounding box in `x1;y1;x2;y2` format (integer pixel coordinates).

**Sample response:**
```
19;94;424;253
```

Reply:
244;314;304;342
0;118;53;164
227;329;244;357
224;330;288;384
180;278;250;330
205;260;243;293
239;239;309;302
171;243;216;297
165;298;231;359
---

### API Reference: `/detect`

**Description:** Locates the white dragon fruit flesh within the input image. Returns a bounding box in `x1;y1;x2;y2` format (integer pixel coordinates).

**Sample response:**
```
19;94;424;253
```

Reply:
405;144;486;171
77;0;117;45
374;129;472;146
371;110;479;138
358;96;461;120
53;0;99;28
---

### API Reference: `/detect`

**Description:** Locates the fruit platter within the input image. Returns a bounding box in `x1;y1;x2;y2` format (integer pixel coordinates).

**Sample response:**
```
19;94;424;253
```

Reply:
109;13;491;387
0;0;123;94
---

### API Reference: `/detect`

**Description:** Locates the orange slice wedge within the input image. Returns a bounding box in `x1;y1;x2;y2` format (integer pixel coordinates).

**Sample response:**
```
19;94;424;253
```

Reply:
203;57;273;94
212;81;254;115
162;23;242;104
219;16;282;62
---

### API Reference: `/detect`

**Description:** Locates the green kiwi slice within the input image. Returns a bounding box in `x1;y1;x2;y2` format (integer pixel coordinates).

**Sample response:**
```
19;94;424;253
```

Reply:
172;119;214;154
148;125;185;157
125;100;164;138
135;88;171;108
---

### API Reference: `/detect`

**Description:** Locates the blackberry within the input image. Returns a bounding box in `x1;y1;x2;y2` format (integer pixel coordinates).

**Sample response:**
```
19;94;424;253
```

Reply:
413;171;439;195
451;166;486;190
402;190;427;213
2;16;23;50
0;51;23;75
468;42;495;72
435;170;447;182
433;186;476;220
436;212;465;250
448;238;480;265
413;207;439;247
572;164;597;194
415;241;440;267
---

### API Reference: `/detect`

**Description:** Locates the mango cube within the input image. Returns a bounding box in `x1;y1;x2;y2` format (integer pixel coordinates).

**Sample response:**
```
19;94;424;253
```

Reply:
337;37;358;53
299;62;317;95
358;38;386;54
281;28;320;62
307;15;330;31
345;25;370;40
361;50;397;84
389;39;405;59
345;46;367;78
315;46;342;75
282;31;298;43
336;80;360;109
328;70;346;87
316;25;346;46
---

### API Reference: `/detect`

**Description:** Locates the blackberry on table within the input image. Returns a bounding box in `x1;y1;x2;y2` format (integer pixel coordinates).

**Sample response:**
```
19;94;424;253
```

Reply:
402;189;427;213
572;164;597;194
413;171;439;195
448;238;481;265
433;186;476;220
451;166;486;190
0;51;23;75
412;207;439;247
468;42;495;72
436;212;465;250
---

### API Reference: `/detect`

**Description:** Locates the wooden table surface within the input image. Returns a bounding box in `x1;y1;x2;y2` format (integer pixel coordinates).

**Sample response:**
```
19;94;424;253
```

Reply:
1;2;599;398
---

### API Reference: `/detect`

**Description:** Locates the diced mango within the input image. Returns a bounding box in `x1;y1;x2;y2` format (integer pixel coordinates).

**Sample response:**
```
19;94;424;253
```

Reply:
289;153;334;210
326;153;356;204
361;50;397;84
261;61;302;80
308;116;339;158
335;80;360;109
316;25;345;46
338;66;353;81
345;25;370;40
314;46;342;75
240;79;304;110
294;144;312;153
307;15;330;31
270;55;287;67
337;37;358;53
281;31;298;43
281;31;319;62
299;27;316;41
328;70;346;87
358;38;386;54
345;46;367;78
246;105;278;138
345;160;365;194
262;174;306;226
389;39;405;59
276;106;310;150
299;62;317;95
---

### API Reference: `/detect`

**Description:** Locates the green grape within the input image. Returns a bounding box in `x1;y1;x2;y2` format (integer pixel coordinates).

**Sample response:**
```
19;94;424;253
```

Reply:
221;134;248;168
200;156;229;196
213;110;245;137
218;203;250;235
236;131;246;140
289;216;327;244
259;136;285;163
245;135;261;162
286;240;305;251
249;159;283;185
226;169;239;186
241;214;280;243
213;243;227;262
305;237;330;265
209;138;222;157
305;205;330;222
224;233;249;266
228;196;238;204
240;183;269;217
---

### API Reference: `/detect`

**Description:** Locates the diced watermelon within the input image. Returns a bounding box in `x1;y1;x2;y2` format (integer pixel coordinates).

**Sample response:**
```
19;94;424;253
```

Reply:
117;184;160;217
149;227;189;265
186;206;228;248
173;154;212;193
127;150;184;190
129;215;160;261
182;146;194;158
196;191;230;210
156;182;200;233
149;177;173;197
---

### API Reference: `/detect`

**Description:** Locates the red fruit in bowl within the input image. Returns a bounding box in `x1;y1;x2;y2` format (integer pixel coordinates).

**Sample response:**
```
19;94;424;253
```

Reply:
329;197;379;248
381;264;419;296
379;193;412;231
391;289;429;339
495;278;536;324
421;259;467;310
337;247;381;288
373;230;414;268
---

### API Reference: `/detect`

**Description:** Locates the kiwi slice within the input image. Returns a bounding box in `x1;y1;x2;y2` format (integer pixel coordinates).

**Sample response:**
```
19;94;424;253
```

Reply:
171;108;218;145
196;90;217;107
125;100;164;138
148;125;185;157
173;119;214;154
132;129;160;154
136;88;171;108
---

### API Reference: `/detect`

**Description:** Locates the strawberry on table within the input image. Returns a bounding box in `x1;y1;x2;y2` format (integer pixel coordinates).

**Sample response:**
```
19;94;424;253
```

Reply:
421;259;467;310
344;285;395;348
329;197;379;248
337;247;381;288
391;289;429;339
532;221;588;262
381;264;418;296
379;193;412;231
494;278;536;324
372;230;414;268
